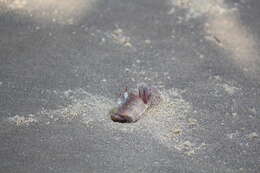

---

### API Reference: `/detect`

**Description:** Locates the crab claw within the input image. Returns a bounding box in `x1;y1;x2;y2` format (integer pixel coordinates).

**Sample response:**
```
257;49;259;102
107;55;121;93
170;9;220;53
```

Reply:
111;113;133;123
111;114;128;123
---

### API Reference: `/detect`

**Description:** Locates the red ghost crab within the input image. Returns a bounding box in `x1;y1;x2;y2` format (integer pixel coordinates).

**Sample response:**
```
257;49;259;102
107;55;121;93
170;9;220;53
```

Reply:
110;83;162;123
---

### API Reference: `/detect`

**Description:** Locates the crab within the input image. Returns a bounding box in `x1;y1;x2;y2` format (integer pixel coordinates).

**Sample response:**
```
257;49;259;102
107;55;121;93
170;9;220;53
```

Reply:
111;84;162;123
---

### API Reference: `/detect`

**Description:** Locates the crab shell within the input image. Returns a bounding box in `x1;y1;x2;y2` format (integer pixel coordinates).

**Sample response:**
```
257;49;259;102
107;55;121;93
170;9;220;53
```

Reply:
111;93;149;123
111;87;162;123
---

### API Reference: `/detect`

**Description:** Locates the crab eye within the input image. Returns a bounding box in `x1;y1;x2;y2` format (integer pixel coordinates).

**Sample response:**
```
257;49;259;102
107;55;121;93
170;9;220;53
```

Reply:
117;99;123;105
123;92;128;99
117;92;128;105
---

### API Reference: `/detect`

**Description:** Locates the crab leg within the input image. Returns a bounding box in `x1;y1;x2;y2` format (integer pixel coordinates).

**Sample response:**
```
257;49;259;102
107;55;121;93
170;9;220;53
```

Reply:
138;85;151;104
